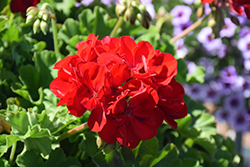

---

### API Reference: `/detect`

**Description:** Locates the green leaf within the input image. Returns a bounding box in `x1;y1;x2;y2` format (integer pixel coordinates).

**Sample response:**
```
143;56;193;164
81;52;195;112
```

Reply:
92;152;109;167
193;113;216;138
193;138;216;155
0;134;23;157
24;137;52;156
58;18;81;43
186;66;205;84
135;137;159;166
78;131;98;157
4;110;29;135
151;143;176;166
105;150;125;167
153;144;179;167
45;148;81;167
0;157;10;167
16;150;44;167
176;114;199;138
2;24;19;42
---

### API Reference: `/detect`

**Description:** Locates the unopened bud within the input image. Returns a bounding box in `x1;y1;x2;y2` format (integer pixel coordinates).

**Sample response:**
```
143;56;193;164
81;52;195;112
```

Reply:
33;19;40;34
115;3;127;16
40;20;49;35
131;0;140;8
26;7;39;17
138;4;146;11
26;15;35;24
96;137;103;148
196;6;204;18
26;6;38;14
230;15;240;26
208;18;216;27
124;8;130;21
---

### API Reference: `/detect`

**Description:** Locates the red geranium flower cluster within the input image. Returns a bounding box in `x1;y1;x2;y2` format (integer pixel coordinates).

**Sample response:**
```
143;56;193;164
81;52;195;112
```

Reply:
50;33;187;148
202;0;250;19
10;0;40;18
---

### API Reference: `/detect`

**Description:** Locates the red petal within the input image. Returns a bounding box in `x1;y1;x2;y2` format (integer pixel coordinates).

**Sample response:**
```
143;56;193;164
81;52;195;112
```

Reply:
66;87;87;117
119;36;136;67
98;116;117;143
88;105;107;132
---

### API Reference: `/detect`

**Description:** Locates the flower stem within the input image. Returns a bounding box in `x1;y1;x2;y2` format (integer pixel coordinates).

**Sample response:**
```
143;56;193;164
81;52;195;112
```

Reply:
51;18;62;60
41;3;63;60
56;122;89;142
170;14;209;43
9;142;17;166
110;17;123;37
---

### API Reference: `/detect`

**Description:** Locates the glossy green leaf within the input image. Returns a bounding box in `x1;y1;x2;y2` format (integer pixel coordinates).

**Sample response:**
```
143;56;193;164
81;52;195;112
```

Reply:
186;66;205;84
16;150;44;167
24;137;52;156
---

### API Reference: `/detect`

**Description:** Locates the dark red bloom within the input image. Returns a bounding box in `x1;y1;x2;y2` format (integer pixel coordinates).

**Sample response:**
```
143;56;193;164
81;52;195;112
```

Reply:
202;0;250;19
10;0;40;18
50;33;187;148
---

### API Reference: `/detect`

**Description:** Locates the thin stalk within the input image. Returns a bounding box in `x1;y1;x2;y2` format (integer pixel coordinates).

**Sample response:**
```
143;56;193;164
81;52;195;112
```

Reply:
235;131;242;153
9;142;17;166
170;14;210;43
56;122;88;142
51;18;62;60
110;17;123;37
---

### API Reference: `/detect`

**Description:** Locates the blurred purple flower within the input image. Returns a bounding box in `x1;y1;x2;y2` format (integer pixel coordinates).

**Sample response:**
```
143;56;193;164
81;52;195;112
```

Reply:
220;66;238;84
239;26;250;38
175;39;188;59
184;83;204;101
170;5;192;26
75;0;115;6
203;83;222;104
183;0;196;5
237;33;250;59
231;111;249;131
197;27;223;56
215;108;231;122
220;18;237;38
217;44;227;59
186;61;197;74
223;93;245;112
234;76;250;98
244;59;250;71
173;21;193;36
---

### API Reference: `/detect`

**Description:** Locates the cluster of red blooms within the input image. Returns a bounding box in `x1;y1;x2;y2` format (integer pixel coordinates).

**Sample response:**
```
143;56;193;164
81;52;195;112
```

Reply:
50;34;187;148
202;0;250;19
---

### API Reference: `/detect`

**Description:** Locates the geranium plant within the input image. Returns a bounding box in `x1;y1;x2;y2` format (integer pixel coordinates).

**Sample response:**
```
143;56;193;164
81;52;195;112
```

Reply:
0;0;247;166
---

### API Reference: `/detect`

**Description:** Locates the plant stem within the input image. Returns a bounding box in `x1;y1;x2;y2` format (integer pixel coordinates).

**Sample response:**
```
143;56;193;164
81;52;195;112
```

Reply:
56;122;89;142
235;131;242;153
51;18;62;60
110;17;123;37
170;14;209;43
9;142;17;166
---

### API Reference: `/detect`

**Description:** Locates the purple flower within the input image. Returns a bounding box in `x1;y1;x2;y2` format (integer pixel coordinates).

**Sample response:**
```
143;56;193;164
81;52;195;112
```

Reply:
220;66;238;84
184;83;204;101
220;18;237;38
170;5;192;26
173;21;193;36
239;26;250;38
237;33;250;59
234;76;250;98
76;0;115;6
223;93;245;112
183;0;196;5
185;61;197;74
203;82;222;104
231;110;249;131
244;59;250;71
215;108;231;123
197;27;223;56
217;44;227;59
175;39;188;59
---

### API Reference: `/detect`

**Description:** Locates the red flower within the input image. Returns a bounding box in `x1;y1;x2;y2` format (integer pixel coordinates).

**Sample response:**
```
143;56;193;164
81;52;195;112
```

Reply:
50;33;187;148
201;0;214;3
10;0;40;18
230;0;250;19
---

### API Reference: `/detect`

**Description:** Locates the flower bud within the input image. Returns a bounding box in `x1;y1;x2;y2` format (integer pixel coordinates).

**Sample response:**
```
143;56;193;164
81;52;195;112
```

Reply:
129;7;137;24
26;15;35;24
208;18;216;27
138;4;146;11
230;15;240;26
124;8;130;21
26;7;39;17
33;19;40;34
196;5;204;18
115;3;127;16
96;136;103;148
40;20;49;35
